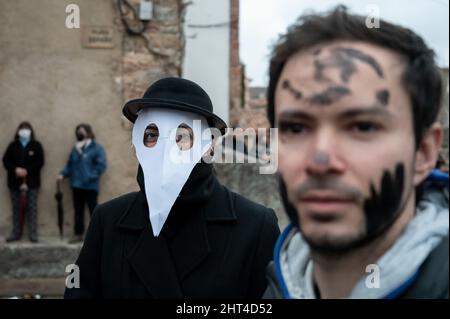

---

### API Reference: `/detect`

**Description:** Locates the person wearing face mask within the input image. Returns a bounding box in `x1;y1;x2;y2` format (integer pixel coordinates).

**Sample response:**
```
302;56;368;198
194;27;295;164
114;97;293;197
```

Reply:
2;122;44;243
58;124;107;244
64;77;280;299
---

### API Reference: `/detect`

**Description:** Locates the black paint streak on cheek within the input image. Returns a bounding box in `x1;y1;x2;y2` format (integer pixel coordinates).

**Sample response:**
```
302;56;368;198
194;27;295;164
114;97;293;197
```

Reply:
281;79;303;100
334;47;384;79
376;89;390;107
363;163;405;237
309;86;351;106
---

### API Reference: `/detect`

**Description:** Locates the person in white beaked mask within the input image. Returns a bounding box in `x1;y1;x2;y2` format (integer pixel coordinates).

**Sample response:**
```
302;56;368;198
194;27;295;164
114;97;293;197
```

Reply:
65;77;280;299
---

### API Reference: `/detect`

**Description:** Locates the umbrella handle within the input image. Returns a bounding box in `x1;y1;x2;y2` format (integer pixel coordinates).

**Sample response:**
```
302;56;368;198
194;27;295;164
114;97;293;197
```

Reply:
20;177;28;192
19;177;28;234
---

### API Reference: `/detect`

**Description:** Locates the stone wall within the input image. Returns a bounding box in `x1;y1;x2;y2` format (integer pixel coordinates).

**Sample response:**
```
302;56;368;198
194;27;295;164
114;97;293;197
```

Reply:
118;0;185;107
229;0;242;128
0;0;134;238
0;0;186;238
0;238;81;297
214;162;288;229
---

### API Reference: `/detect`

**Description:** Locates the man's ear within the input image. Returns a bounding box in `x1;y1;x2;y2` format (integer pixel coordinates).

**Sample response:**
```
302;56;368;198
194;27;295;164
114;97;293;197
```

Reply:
413;122;443;186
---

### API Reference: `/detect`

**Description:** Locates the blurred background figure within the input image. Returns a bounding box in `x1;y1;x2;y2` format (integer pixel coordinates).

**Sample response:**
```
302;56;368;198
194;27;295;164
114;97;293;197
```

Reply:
2;122;44;243
57;124;107;244
437;154;449;173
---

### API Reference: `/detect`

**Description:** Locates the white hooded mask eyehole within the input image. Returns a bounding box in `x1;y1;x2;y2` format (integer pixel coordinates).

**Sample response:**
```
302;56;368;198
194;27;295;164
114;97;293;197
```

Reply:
132;108;212;236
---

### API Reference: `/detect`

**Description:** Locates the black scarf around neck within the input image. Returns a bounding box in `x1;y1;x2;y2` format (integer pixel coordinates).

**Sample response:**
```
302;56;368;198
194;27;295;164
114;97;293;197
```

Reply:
136;161;216;238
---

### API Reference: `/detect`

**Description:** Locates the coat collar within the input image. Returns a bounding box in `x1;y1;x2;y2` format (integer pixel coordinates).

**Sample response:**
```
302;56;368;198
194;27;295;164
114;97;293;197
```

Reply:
203;178;238;222
115;192;145;231
126;221;184;298
115;177;237;297
116;175;237;231
82;140;96;152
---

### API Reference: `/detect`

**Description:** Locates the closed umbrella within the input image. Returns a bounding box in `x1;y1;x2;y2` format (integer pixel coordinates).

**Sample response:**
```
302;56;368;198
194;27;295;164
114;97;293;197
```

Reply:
18;177;28;235
55;180;64;239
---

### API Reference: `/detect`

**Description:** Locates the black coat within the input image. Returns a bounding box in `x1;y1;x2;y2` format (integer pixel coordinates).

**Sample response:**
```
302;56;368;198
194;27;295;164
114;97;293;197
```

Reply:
2;140;44;190
64;164;280;299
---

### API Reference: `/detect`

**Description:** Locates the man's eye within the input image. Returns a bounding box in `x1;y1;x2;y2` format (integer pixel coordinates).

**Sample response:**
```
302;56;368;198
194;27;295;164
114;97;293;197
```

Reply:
176;134;189;144
350;122;379;133
145;132;158;139
279;122;308;135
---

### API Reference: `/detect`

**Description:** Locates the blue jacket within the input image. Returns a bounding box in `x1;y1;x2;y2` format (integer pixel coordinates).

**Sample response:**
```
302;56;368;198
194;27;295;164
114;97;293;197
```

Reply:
61;141;107;192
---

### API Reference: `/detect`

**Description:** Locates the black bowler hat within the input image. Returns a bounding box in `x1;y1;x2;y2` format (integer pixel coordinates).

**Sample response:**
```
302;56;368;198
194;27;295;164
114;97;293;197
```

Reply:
122;77;227;135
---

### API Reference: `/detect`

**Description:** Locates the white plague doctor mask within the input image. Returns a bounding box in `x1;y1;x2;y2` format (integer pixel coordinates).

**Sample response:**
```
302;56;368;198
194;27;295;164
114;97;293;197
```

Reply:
132;108;212;236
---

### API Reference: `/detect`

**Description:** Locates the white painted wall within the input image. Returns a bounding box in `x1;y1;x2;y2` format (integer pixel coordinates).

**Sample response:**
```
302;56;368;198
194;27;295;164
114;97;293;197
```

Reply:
182;0;230;124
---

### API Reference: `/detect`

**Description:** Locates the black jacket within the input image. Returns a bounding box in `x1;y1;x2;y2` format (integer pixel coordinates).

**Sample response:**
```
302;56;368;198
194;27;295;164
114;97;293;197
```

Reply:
2;140;44;190
400;235;449;298
64;163;280;298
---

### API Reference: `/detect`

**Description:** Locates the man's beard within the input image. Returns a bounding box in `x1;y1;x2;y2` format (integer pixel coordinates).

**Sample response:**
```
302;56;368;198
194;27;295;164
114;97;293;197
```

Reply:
278;163;409;255
302;227;368;255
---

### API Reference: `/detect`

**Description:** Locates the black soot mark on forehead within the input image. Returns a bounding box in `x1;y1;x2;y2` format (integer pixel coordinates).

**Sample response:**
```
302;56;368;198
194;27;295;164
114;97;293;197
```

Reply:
309;86;352;106
282;79;303;100
314;47;384;84
376;89;390;107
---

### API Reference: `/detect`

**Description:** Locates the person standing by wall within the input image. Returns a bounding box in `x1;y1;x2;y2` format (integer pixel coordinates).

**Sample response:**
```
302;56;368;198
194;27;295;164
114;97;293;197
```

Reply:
2;121;44;243
58;124;107;244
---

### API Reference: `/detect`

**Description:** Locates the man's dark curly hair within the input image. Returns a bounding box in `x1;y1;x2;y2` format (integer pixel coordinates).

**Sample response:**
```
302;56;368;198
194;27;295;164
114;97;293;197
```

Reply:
267;5;443;148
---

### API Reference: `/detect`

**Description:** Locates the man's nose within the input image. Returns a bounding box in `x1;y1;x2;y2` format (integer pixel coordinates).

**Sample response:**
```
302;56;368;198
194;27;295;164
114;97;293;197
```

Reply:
305;129;346;176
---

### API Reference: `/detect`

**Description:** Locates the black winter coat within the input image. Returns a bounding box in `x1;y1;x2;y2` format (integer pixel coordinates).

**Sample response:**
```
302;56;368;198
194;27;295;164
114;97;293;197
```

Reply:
2;140;44;190
64;164;280;298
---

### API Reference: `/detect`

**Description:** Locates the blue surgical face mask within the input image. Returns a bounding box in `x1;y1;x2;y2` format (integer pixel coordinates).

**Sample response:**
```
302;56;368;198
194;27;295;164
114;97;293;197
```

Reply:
18;128;31;147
